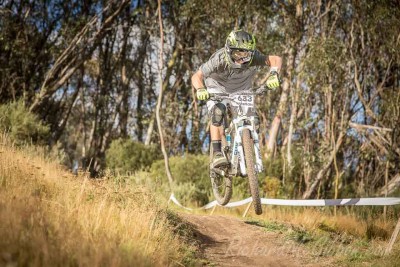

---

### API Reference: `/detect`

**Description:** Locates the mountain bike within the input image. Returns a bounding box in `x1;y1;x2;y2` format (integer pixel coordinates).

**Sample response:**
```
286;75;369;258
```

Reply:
209;87;266;215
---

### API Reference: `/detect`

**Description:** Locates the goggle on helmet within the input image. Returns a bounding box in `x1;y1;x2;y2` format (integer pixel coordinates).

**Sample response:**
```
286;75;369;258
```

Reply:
225;30;256;66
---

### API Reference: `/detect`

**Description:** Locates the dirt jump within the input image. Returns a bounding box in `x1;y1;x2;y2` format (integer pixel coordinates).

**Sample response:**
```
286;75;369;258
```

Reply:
181;214;325;267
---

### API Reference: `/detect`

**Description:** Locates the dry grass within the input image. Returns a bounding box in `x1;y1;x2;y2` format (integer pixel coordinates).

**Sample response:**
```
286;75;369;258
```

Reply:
0;136;196;267
258;206;396;239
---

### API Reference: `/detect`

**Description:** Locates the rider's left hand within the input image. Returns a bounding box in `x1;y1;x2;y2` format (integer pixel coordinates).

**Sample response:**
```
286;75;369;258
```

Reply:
196;88;210;101
266;71;282;90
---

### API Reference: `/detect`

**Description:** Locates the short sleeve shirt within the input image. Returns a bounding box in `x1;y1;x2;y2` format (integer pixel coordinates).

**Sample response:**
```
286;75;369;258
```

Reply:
200;48;268;93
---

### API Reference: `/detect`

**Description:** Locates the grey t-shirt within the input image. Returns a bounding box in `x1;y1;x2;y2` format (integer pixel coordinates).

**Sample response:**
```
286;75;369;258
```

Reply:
200;48;268;93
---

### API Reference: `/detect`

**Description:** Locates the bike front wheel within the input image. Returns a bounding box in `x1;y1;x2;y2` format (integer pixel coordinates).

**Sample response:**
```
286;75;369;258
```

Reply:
242;128;262;215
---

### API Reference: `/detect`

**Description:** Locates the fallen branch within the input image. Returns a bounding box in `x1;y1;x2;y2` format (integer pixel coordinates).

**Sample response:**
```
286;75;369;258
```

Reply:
378;174;400;196
349;122;392;132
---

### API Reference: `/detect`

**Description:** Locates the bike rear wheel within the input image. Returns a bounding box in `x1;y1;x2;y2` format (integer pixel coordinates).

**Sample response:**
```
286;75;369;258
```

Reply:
242;129;262;215
210;168;232;205
210;144;232;206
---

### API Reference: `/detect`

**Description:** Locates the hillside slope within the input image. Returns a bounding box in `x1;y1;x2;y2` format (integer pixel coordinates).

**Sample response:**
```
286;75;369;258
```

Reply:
2;138;398;266
0;139;198;266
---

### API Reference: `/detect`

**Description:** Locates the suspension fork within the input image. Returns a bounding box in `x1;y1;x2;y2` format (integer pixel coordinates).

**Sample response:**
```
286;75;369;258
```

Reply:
222;106;232;160
229;126;242;176
252;130;264;173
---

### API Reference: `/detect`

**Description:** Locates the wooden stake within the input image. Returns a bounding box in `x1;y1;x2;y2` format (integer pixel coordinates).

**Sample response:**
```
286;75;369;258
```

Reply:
242;201;253;218
384;160;389;221
385;217;400;255
210;205;217;215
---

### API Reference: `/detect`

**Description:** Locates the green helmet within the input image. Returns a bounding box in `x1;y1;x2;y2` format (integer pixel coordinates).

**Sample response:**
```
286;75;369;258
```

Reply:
225;30;256;67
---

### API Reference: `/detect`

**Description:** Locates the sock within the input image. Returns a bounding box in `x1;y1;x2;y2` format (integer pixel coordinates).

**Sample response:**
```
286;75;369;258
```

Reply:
211;140;222;154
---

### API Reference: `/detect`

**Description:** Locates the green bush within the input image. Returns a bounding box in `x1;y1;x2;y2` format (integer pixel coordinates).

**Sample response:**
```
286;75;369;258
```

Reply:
105;138;161;174
149;154;211;206
231;177;250;200
149;154;209;184
0;101;49;144
148;153;301;205
173;182;210;207
149;154;285;205
263;176;283;198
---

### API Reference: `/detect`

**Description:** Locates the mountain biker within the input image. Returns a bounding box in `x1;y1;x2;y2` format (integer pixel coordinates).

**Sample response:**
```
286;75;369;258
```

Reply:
191;29;282;169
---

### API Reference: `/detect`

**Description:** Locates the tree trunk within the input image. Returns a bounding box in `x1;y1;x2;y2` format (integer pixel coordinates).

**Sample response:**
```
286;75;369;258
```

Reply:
265;0;303;160
118;18;131;138
286;72;301;176
145;113;156;146
302;131;344;199
156;0;174;187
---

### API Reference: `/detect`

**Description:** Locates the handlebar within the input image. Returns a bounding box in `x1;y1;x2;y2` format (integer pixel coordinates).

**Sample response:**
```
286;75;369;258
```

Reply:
209;86;268;100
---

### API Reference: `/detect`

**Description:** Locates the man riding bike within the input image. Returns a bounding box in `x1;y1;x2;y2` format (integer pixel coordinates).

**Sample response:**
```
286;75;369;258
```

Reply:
191;29;283;169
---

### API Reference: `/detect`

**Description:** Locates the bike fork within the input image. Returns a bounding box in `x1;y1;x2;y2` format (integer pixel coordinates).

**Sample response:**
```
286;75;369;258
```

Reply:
251;131;264;173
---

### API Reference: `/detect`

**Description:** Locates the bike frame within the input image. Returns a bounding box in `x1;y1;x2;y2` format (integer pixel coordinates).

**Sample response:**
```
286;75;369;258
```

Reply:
218;92;264;177
228;115;264;176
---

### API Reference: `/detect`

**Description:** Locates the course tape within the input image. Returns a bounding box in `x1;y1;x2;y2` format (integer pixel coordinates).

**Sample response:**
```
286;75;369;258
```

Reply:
168;193;400;211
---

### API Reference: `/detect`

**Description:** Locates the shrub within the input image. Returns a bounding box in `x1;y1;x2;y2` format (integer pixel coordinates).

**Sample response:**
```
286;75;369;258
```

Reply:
149;154;209;184
173;182;210;207
263;176;283;198
105;138;161;174
149;154;211;206
0;101;49;145
149;154;287;205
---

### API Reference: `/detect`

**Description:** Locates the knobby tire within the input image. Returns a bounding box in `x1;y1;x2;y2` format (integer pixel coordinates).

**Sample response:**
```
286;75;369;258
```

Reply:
242;129;262;215
210;169;232;206
210;144;232;206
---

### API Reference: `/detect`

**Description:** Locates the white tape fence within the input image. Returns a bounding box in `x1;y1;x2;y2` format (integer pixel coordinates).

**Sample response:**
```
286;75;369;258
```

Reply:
168;193;400;211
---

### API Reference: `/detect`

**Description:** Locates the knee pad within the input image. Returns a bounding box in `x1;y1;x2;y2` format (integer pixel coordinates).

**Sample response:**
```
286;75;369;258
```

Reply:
211;103;226;126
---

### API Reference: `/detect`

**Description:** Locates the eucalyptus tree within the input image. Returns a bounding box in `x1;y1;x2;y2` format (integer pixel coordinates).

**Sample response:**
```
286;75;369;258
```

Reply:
1;0;399;191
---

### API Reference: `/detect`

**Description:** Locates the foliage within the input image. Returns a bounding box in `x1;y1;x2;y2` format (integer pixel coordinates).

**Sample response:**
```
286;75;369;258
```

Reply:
303;37;346;86
0;101;49;145
150;154;209;183
1;0;400;196
105;138;161;174
173;182;210;208
148;154;286;205
263;176;283;198
264;156;284;179
149;154;211;206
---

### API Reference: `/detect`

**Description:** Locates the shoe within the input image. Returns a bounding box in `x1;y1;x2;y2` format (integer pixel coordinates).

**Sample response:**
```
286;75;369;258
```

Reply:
211;152;229;169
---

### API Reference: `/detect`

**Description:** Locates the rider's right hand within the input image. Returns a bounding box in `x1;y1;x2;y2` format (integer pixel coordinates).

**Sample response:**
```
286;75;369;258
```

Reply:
196;88;210;100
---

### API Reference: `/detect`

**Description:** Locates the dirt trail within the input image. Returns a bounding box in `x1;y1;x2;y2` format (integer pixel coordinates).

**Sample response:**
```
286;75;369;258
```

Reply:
181;214;323;267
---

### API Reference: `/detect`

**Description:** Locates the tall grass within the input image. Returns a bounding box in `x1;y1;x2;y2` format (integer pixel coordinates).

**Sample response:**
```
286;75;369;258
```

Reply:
0;135;197;266
257;206;396;239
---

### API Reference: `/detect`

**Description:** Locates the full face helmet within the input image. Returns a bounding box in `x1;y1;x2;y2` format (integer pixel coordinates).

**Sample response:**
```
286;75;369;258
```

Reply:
225;30;256;68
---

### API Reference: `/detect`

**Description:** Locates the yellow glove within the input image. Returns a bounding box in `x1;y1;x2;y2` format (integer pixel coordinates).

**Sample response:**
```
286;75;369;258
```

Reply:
196;88;209;100
266;71;281;90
